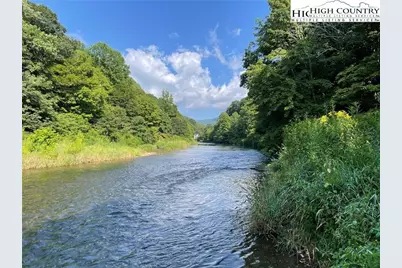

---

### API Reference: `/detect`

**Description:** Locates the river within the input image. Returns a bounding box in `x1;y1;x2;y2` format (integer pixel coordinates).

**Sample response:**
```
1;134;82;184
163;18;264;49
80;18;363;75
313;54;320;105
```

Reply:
23;144;301;267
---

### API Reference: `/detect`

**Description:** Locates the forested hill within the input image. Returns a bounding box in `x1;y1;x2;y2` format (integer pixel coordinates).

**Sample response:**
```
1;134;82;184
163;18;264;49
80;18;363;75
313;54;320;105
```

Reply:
22;0;198;144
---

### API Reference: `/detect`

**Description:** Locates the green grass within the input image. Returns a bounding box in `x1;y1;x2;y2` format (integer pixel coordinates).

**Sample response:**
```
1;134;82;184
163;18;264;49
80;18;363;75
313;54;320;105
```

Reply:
250;110;380;267
23;130;195;170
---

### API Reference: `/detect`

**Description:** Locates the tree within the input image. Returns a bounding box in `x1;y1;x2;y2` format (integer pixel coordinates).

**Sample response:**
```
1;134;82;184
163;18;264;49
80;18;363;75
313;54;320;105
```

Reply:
109;78;143;110
158;90;178;118
88;42;130;86
22;0;82;131
49;50;112;121
228;112;241;144
22;0;66;36
172;115;193;138
95;105;131;141
130;94;162;127
211;112;232;143
226;100;242;116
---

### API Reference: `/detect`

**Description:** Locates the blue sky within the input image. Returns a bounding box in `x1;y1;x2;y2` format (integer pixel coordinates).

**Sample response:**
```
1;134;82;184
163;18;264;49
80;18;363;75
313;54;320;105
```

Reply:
33;0;270;120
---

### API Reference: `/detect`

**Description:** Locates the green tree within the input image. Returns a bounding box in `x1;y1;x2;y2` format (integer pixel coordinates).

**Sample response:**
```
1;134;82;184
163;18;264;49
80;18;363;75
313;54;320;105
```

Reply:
87;42;130;86
226;100;242;116
130;94;162;127
158;90;178;117
95;105;131;141
49;50;112;121
211;112;232;143
22;0;82;131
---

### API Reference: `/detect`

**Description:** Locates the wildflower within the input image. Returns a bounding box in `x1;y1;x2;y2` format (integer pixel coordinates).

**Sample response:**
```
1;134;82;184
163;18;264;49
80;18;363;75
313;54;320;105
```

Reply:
335;110;351;119
320;115;328;124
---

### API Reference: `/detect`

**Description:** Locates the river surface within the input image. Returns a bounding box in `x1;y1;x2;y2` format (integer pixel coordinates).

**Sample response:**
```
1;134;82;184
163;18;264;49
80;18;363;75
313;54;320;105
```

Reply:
23;144;301;268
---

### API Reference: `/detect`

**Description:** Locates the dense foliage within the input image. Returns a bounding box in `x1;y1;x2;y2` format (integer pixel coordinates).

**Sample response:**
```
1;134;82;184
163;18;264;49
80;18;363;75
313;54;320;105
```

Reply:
22;0;198;165
201;0;379;156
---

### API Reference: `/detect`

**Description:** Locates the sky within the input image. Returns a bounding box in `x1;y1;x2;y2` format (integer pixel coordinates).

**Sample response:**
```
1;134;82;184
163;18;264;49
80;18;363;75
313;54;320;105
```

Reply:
33;0;270;120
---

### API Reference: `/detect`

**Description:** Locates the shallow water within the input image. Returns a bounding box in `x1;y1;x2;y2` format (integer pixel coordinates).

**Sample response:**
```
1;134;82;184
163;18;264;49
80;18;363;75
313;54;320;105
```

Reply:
23;144;301;267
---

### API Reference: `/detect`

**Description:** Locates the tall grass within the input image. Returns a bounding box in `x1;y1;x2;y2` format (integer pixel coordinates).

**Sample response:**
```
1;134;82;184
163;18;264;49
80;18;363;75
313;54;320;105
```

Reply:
250;111;380;267
23;129;195;170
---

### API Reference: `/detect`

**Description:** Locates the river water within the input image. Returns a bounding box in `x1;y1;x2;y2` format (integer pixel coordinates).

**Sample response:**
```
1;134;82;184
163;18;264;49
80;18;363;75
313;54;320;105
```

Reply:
23;144;301;268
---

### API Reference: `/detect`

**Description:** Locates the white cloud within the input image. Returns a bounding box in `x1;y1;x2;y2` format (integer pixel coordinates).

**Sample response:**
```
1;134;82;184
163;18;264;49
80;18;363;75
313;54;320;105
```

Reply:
207;24;243;72
168;32;180;39
124;45;247;109
227;54;243;71
193;45;213;58
208;24;227;65
231;28;242;37
124;46;176;96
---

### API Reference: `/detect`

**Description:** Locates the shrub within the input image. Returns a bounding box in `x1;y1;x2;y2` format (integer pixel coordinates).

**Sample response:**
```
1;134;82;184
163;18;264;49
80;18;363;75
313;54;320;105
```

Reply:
24;127;59;152
54;113;91;135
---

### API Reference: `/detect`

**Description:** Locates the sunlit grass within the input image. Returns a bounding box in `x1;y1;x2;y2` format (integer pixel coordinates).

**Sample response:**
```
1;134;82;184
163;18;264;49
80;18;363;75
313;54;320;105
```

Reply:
23;132;195;170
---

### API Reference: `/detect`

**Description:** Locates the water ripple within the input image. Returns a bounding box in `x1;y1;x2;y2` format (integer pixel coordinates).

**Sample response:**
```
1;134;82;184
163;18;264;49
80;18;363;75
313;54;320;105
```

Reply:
23;145;301;268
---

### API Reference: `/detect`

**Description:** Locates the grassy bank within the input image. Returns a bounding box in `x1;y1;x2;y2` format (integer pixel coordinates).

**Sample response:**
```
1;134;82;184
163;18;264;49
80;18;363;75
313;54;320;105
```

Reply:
23;129;195;170
250;111;380;267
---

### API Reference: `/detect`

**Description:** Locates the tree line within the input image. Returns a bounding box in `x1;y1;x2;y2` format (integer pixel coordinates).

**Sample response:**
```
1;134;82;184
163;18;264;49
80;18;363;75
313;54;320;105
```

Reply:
200;0;380;156
22;0;198;145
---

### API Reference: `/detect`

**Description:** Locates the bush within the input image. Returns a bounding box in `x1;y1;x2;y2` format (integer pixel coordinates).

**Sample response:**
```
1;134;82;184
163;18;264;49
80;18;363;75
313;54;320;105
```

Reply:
251;111;380;267
53;113;91;135
24;127;59;152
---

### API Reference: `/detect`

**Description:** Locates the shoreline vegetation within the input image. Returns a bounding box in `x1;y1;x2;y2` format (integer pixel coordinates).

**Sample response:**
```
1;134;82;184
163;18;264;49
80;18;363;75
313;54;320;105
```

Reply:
251;111;380;267
23;133;195;170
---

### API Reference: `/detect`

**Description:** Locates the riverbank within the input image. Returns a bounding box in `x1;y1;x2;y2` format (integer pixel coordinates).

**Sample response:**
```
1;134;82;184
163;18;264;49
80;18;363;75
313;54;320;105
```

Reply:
250;110;380;267
23;132;195;170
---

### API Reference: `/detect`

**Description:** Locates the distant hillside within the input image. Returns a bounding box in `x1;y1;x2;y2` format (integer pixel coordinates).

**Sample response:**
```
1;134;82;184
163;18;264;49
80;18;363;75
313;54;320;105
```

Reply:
197;118;217;125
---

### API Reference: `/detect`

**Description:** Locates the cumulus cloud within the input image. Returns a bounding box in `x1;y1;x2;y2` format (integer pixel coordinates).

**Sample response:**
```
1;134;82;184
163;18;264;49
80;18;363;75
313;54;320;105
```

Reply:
124;45;247;109
168;32;180;39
